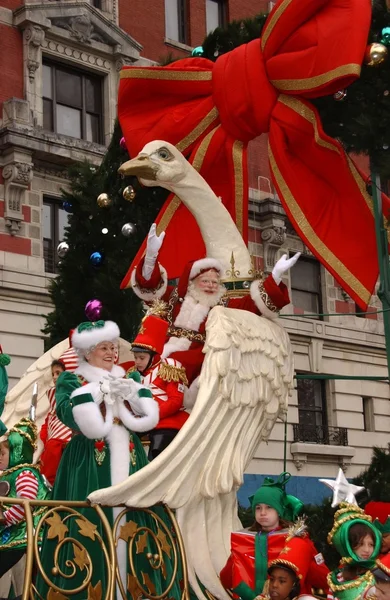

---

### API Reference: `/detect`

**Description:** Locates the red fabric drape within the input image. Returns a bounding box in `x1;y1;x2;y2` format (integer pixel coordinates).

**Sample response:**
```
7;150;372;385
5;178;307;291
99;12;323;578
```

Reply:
118;0;388;310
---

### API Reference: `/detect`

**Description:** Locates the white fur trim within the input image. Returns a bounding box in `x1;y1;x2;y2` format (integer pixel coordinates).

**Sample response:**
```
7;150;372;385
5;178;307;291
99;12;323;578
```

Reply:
70;381;101;402
130;264;168;302
161;295;210;358
75;362;125;382
72;403;113;439
106;423;130;486
117;395;159;432
72;321;120;351
183;376;199;410
161;336;191;358
249;279;278;320
189;258;223;280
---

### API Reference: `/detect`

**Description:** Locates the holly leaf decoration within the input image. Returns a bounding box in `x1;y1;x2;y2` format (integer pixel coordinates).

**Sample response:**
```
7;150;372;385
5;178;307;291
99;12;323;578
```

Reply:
47;589;69;600
73;543;89;571
46;512;69;541
88;581;102;600
119;520;138;542
76;517;97;541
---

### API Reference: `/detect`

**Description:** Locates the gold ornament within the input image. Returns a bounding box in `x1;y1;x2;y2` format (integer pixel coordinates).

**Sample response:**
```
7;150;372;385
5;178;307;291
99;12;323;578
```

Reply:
122;185;136;202
364;43;388;66
96;193;112;208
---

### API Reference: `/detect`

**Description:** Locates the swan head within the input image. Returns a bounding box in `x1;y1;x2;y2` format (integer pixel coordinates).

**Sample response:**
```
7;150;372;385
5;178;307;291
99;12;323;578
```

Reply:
118;141;188;188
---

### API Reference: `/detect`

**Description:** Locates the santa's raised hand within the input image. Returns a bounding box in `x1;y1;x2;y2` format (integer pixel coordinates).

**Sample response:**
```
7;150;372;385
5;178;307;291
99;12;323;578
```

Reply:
272;252;301;285
142;223;166;281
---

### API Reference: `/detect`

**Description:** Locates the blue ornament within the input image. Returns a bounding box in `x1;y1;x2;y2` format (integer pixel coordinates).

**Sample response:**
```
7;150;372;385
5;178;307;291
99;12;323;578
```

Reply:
62;201;73;213
1;529;11;544
192;46;204;57
90;251;103;266
381;27;390;46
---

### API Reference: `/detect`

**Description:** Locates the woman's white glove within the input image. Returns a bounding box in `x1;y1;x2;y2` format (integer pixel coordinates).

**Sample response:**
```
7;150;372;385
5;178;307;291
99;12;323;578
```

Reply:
109;378;145;415
272;252;301;285
142;223;166;281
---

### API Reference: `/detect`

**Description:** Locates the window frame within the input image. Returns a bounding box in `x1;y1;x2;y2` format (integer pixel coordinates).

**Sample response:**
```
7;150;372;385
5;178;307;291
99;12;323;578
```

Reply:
206;0;226;32
165;0;188;44
42;60;104;144
290;253;323;319
42;197;68;275
296;374;328;432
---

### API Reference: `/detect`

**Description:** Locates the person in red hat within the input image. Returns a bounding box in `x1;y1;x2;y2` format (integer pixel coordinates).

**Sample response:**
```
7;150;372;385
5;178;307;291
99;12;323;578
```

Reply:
373;554;390;600
129;315;189;460
130;224;298;390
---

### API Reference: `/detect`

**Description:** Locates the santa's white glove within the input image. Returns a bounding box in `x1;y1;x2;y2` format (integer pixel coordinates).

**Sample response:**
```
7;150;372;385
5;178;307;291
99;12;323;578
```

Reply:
272;252;301;285
142;223;166;281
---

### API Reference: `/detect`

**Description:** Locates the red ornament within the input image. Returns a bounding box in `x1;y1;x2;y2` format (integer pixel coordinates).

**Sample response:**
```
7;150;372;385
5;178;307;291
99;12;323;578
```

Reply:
95;440;105;452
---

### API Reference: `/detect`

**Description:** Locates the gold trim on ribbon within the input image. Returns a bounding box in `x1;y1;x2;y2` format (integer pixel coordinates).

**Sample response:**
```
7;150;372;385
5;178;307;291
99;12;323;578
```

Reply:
278;95;339;154
120;68;212;81
345;155;374;218
268;144;371;305
271;64;361;92
177;107;219;152
261;0;293;51
232;140;244;236
156;196;182;236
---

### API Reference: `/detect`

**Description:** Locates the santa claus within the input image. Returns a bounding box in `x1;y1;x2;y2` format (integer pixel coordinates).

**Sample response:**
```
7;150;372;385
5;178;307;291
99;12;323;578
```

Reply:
130;223;299;391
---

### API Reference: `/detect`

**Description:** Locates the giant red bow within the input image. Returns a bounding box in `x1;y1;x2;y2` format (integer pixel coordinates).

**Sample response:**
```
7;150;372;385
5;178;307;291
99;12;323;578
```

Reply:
119;0;386;310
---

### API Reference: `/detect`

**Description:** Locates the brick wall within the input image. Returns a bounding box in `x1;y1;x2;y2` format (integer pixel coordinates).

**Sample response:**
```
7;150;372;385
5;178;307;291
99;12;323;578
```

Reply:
0;23;23;116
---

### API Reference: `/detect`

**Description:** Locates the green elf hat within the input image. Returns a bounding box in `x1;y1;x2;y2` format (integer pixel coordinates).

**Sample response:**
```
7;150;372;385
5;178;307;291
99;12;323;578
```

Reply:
6;417;38;468
327;568;376;600
373;517;390;535
328;502;381;568
249;472;303;521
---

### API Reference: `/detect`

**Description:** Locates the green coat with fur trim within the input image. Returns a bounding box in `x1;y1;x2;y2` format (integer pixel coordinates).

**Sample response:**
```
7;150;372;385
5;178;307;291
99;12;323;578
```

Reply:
36;363;181;600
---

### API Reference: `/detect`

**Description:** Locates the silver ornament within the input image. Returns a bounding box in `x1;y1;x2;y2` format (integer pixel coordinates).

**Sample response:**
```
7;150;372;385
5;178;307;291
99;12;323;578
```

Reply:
57;241;69;258
121;222;136;237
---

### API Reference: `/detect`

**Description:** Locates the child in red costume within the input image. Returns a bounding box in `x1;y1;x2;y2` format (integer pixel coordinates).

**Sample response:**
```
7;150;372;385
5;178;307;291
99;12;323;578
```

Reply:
39;359;73;485
220;473;329;600
130;315;189;460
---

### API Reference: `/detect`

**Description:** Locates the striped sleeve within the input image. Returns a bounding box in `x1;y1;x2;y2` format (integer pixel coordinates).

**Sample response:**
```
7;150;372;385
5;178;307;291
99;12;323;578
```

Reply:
3;471;39;526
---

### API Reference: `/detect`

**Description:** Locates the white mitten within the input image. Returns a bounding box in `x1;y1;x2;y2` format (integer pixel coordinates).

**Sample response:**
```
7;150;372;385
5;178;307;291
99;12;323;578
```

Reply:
272;252;301;285
142;223;166;280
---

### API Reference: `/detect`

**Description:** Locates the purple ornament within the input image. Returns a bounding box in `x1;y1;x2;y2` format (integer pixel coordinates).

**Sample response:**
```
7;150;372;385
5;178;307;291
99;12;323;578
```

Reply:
120;136;127;151
85;299;103;321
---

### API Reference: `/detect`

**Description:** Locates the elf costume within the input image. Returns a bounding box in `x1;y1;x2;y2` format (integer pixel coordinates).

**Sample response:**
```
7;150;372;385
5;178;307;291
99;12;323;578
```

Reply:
36;319;181;600
220;474;329;600
130;257;290;384
327;503;381;600
130;315;189;459
0;417;50;578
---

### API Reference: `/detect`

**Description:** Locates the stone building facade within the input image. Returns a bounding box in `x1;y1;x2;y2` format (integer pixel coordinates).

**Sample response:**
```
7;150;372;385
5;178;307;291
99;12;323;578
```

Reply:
0;0;388;504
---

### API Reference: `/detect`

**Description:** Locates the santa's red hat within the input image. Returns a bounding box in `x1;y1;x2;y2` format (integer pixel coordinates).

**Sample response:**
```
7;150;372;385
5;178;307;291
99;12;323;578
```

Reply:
177;258;223;300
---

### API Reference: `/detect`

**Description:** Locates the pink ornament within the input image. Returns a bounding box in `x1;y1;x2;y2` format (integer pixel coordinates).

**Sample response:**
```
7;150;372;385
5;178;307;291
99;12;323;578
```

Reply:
85;299;103;321
120;136;127;151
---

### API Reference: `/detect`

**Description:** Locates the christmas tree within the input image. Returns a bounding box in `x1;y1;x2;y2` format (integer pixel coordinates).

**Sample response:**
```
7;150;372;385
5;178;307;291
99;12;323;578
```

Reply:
353;444;390;501
43;123;169;345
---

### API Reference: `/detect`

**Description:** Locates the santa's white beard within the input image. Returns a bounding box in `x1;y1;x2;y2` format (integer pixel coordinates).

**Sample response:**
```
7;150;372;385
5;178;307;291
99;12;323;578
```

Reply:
187;281;225;308
161;282;225;359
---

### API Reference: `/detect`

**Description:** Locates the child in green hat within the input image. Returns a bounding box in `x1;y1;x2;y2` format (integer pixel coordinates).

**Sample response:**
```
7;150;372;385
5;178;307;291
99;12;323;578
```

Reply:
220;473;329;600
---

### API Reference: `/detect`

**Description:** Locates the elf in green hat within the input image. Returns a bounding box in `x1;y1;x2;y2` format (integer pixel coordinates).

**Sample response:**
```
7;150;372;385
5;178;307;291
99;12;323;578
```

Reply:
0;345;11;416
327;503;381;600
220;473;329;600
0;416;51;579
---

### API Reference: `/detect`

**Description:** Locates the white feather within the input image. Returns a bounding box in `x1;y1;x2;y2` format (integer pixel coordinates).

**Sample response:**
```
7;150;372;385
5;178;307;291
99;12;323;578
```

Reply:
89;306;294;600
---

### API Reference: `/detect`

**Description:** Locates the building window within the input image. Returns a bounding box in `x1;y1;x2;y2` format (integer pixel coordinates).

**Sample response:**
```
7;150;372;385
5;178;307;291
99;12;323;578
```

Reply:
206;0;226;33
165;0;187;43
362;396;375;432
290;255;322;319
42;198;69;274
91;0;102;7
43;61;103;143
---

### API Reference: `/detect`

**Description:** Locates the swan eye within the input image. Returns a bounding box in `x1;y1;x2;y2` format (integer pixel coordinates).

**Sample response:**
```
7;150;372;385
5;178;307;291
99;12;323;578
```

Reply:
157;147;173;161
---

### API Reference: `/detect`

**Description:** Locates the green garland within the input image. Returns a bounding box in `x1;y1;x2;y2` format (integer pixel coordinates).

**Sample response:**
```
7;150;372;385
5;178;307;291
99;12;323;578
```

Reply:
200;0;390;177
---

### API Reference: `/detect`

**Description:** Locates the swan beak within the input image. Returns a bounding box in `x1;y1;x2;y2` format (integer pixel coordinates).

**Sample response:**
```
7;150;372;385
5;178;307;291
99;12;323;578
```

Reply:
118;154;158;180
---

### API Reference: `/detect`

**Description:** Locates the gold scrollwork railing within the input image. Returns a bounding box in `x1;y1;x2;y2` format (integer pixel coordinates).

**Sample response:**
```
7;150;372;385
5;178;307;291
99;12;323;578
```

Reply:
0;496;189;600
